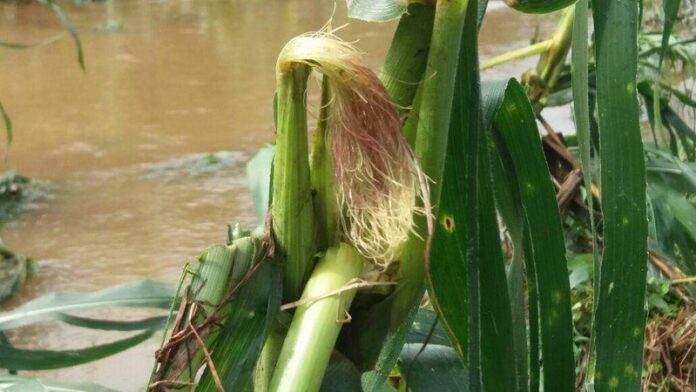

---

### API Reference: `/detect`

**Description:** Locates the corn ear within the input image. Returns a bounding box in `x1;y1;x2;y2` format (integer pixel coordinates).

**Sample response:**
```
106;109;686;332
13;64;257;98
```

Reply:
273;62;316;301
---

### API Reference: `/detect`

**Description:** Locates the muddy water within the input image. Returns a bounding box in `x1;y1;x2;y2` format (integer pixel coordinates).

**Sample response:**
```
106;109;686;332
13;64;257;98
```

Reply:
0;1;561;390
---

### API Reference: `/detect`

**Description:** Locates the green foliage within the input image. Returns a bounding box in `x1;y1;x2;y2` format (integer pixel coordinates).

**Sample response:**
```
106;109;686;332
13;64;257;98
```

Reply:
0;280;173;373
591;2;648;390
0;375;116;392
504;0;578;14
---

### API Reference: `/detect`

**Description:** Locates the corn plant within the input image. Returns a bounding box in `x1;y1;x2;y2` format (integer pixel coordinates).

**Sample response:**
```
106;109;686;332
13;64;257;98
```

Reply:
140;0;661;391
2;0;685;391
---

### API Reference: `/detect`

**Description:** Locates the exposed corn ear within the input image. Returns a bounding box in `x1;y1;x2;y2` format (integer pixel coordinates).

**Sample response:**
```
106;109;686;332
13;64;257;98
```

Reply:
269;243;364;392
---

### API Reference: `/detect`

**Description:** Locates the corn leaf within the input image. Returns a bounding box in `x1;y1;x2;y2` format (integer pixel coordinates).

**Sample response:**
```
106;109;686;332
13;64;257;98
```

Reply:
346;0;408;21
57;314;168;331
427;0;482;371
0;376;116;392
660;0;681;69
0;35;64;50
591;1;648;390
0;100;12;146
398;344;469;392
504;0;578;14
0;280;174;331
319;353;362;392
488;132;531;392
41;0;84;71
0;329;155;370
483;79;576;391
405;308;451;347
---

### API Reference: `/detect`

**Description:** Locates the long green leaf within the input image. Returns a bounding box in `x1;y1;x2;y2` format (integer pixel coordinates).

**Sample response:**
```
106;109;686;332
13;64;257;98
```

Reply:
483;79;575;391
398;344;469;392
427;0;482;369
488;133;530;392
41;0;85;71
0;329;155;370
660;0;681;69
571;0;599;383
58;314;167;331
0;280;174;331
0;35;64;50
0;376;116;392
0;100;12;145
591;1;648;390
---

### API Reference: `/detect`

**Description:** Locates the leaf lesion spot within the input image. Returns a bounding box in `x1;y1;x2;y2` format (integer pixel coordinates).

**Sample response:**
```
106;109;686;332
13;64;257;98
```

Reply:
441;215;455;232
608;376;620;389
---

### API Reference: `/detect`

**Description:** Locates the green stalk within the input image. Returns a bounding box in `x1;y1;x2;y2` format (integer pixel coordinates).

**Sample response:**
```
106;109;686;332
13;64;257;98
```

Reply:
269;243;364;392
525;5;575;108
273;63;316;301
480;39;553;70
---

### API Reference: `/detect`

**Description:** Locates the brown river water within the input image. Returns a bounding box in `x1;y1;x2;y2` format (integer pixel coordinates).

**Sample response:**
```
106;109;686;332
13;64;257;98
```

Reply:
0;1;563;390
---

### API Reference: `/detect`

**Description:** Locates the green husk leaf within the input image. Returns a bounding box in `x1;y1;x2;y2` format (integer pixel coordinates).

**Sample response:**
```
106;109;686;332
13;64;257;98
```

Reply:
196;243;282;391
247;145;275;225
273;63;315;301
